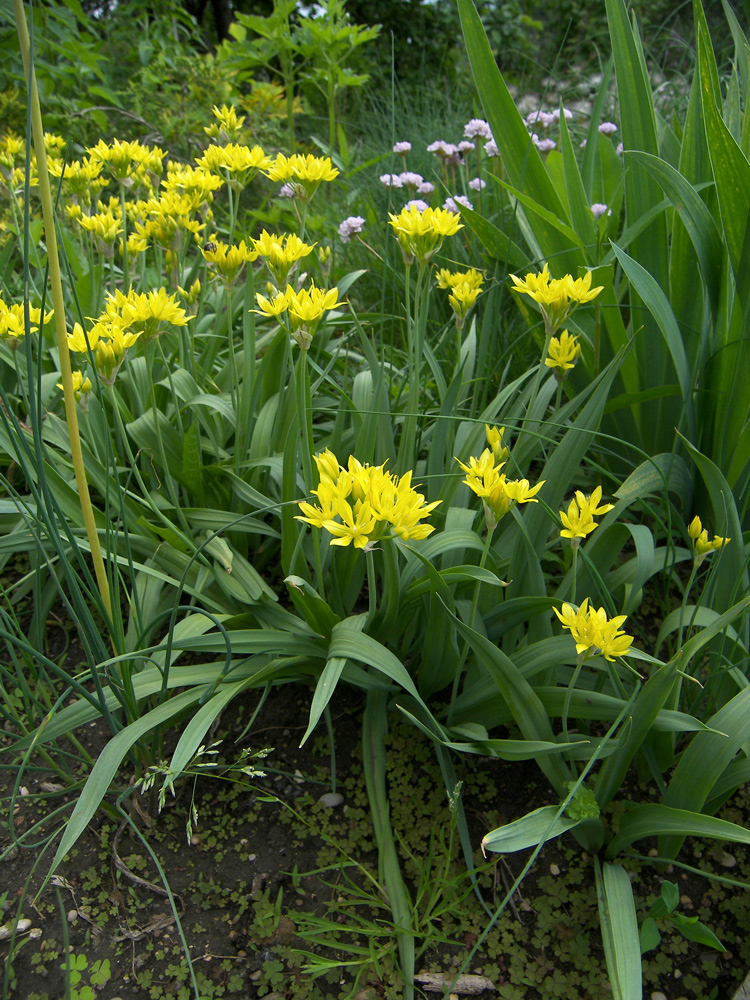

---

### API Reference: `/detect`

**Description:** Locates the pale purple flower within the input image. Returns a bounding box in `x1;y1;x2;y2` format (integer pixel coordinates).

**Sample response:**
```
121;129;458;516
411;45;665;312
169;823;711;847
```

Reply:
590;203;611;220
617;142;624;155
485;139;500;157
380;173;403;188
279;183;296;198
599;122;618;135
443;194;473;214
427;140;459;158
417;181;435;196
393;141;412;154
399;171;424;188
551;108;573;122
526;110;554;129
469;177;486;191
338;215;365;243
580;139;587;150
535;138;557;153
404;199;429;212
458;140;476;153
464;118;492;139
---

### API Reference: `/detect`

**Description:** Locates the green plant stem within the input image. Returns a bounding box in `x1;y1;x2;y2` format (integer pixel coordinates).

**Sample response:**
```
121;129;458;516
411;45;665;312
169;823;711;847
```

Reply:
562;653;585;743
13;0;112;623
295;347;314;489
448;523;495;722
119;186;129;292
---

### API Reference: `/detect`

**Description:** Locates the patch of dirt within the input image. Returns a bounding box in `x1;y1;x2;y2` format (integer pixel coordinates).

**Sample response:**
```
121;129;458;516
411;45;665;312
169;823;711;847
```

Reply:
1;684;750;1000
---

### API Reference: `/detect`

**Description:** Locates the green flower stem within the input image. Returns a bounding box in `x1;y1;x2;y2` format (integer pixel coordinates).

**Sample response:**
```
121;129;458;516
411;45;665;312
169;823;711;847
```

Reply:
14;0;112;622
364;548;378;630
362;688;414;1000
570;538;580;605
397;261;429;474
225;282;239;423
562;652;585;743
448;522;495;721
119;187;129;292
235;265;257;464
295;347;314;489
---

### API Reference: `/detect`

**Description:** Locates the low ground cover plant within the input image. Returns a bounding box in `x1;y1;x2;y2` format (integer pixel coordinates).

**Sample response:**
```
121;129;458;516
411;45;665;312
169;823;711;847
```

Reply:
1;0;750;998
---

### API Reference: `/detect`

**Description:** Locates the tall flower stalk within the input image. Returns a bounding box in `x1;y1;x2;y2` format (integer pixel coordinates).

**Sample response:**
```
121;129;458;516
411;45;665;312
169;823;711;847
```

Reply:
14;0;112;621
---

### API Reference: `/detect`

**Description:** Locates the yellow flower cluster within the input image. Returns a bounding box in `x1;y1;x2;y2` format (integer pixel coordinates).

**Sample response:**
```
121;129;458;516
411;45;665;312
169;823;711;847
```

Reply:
203;104;246;143
67;320;141;383
485;424;509;464
255;282;343;350
436;268;485;330
388;205;463;265
545;329;581;376
263;153;339;201
48;156;107;205
510;263;602;332
87;138;166;187
0;299;51;345
77;208;122;257
560;487;614;541
457;444;544;531
128;190;207;255
554;598;633;661
202;239;257;285
688;515;730;565
296;450;441;549
197;143;271;188
251;230;316;287
56;369;93;404
101;288;189;342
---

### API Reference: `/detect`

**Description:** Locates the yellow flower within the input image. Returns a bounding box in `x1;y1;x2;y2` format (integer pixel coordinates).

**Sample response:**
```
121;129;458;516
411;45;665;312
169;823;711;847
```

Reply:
251;230;316;287
254;287;291;319
457;449;544;531
545;329;581;375
560;487;614;540
554;598;633;661
87;138;166;185
485;425;509;464
510;265;602;333
204;104;246;143
436;267;484;291
441;270;485;330
564;272;604;304
388;205;462;265
198;143;272;189
296;452;440;548
102;288;189;342
163;163;224;200
57;369;93;402
202;239;258;285
286;283;343;350
77;210;122;257
263;153;339;201
687;515;730;564
67;318;141;383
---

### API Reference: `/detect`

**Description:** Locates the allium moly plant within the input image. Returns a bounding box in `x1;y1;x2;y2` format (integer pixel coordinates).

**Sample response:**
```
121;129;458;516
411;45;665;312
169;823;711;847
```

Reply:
3;5;750;1000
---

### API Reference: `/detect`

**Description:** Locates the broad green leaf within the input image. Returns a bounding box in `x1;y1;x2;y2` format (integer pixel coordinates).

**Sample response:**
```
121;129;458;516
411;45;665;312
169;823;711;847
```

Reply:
609;241;694;439
626;150;722;314
457;0;581;273
595;859;643;1000
608;802;750;859
482;805;580;854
